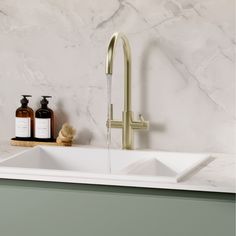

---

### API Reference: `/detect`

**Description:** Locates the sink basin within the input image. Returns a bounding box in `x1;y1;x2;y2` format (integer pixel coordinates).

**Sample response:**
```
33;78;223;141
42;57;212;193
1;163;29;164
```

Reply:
0;146;210;187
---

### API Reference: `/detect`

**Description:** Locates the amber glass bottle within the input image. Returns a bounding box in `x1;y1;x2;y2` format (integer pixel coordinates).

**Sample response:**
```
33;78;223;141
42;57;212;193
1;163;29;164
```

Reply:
15;95;34;140
35;96;54;141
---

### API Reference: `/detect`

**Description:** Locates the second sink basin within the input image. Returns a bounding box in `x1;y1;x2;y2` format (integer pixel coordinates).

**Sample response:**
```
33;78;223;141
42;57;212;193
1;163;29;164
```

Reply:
0;146;210;186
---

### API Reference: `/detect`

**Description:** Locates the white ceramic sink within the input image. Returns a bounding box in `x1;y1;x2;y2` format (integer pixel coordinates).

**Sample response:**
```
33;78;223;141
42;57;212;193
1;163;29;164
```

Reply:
0;146;210;187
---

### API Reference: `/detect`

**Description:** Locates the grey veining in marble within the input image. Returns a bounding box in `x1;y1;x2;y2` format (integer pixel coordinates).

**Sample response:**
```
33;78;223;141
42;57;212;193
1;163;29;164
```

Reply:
0;0;235;153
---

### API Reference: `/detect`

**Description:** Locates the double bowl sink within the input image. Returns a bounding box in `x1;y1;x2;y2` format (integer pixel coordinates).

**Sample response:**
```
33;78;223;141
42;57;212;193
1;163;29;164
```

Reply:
0;146;211;187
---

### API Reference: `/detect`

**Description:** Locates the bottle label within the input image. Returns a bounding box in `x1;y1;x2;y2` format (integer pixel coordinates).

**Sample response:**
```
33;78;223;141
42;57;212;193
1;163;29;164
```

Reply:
35;118;51;139
15;117;31;138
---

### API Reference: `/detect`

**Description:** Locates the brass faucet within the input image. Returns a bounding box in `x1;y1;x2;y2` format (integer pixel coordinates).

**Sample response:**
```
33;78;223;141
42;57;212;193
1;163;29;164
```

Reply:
105;32;149;150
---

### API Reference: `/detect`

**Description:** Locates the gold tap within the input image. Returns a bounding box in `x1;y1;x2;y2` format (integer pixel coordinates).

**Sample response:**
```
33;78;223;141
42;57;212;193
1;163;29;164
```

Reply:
105;32;149;150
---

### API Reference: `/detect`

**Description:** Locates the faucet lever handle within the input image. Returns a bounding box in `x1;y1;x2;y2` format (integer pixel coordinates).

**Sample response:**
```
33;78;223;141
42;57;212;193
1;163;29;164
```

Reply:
139;114;149;129
139;114;145;122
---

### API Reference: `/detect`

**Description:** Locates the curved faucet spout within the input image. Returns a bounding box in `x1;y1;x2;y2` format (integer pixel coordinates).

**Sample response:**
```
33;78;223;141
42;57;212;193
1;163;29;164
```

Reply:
105;32;149;150
105;32;131;112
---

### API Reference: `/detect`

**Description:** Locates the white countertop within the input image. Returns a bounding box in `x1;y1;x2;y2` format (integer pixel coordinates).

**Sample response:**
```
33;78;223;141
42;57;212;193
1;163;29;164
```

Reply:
0;141;235;194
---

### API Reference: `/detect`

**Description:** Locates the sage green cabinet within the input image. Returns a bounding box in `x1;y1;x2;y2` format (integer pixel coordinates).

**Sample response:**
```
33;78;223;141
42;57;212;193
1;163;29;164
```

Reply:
0;179;235;236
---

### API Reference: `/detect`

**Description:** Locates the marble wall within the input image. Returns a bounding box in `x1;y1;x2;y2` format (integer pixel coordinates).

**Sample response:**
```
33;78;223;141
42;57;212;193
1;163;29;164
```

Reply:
0;0;235;153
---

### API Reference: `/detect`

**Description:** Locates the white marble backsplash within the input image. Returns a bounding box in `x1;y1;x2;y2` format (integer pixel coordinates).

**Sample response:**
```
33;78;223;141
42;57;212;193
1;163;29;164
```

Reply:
0;0;235;153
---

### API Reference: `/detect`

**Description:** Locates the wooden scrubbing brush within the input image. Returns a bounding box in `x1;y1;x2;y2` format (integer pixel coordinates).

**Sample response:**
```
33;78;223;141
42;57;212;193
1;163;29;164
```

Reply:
56;123;76;146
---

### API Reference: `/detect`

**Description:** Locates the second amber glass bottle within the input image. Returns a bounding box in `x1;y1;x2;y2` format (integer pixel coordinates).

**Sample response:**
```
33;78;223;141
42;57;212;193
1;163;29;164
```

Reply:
35;96;54;141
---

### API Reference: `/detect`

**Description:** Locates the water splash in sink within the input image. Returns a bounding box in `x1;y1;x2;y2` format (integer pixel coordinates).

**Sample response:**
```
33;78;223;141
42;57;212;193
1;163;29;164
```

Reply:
107;74;112;173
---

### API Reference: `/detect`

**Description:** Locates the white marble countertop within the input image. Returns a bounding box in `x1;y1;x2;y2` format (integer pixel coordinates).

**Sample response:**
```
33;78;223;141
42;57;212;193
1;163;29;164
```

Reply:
0;141;235;194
